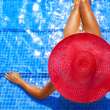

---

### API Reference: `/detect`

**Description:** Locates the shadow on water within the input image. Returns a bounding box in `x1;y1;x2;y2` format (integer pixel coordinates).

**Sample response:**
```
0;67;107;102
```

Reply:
18;85;110;110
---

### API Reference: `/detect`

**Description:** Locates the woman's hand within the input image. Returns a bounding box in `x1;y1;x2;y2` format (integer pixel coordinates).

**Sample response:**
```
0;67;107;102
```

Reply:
5;72;21;85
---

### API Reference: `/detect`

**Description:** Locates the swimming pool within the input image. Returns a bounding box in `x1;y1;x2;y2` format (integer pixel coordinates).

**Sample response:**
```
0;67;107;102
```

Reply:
0;0;110;109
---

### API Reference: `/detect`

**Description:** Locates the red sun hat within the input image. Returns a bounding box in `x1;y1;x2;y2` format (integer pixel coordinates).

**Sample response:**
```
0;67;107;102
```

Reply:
48;33;110;103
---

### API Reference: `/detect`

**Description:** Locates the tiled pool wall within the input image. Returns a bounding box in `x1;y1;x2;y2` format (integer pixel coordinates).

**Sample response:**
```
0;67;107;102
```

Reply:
0;0;110;110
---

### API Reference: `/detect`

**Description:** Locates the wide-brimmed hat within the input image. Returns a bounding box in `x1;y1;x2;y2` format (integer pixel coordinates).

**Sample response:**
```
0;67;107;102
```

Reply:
48;33;110;103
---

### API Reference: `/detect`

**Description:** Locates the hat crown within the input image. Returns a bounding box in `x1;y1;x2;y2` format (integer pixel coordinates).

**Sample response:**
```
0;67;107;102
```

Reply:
71;51;96;85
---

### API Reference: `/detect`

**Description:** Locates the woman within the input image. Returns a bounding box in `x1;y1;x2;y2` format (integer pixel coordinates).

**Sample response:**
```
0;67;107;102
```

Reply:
5;0;103;100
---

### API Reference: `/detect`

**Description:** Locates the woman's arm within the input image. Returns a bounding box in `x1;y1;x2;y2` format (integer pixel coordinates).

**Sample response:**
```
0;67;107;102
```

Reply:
37;81;56;100
5;72;56;100
18;79;56;100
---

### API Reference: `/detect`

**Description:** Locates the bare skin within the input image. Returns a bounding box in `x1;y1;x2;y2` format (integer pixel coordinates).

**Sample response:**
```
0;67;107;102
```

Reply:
5;72;55;100
64;0;101;38
5;0;104;100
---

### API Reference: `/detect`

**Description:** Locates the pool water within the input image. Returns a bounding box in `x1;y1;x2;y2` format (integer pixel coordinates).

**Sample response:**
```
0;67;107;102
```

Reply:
0;0;110;110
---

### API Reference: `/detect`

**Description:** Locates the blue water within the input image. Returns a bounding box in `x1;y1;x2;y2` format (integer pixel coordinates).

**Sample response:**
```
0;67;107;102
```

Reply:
0;0;110;110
